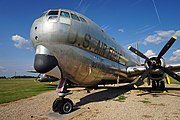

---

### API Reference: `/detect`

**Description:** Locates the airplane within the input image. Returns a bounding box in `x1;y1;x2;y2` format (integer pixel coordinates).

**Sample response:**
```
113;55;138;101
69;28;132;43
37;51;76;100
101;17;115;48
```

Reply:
30;9;180;114
36;74;59;82
27;71;59;82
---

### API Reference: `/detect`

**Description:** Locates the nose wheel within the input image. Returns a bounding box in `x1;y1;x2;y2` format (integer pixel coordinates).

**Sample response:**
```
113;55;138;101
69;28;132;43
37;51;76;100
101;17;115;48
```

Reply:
52;79;73;114
53;98;73;114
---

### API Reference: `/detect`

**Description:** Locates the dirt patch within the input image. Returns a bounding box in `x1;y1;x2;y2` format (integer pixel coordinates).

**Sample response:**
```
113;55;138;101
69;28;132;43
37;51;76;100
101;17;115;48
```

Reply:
0;84;180;120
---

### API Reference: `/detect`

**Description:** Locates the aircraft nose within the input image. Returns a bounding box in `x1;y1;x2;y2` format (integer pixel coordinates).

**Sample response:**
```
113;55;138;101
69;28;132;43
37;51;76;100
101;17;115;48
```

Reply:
34;45;58;73
34;54;58;73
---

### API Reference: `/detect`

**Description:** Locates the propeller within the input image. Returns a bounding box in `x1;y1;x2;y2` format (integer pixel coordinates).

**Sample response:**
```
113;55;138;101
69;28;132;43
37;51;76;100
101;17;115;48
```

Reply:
27;70;41;81
36;73;41;81
128;36;180;87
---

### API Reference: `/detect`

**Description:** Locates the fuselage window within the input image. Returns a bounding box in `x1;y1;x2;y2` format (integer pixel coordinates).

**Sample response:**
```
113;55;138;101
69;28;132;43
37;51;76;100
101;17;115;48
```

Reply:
60;11;70;18
79;17;87;23
71;13;80;21
48;11;59;15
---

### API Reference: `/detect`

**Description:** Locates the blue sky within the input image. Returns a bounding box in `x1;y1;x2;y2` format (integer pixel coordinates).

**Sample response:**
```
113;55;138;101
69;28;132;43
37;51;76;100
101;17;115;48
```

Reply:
0;0;180;77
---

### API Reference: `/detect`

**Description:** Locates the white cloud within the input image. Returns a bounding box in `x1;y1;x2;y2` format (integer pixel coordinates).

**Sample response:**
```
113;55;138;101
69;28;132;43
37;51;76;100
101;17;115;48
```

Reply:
166;49;180;63
0;66;7;72
118;29;124;33
175;31;180;36
11;35;30;49
143;30;180;45
144;35;162;45
144;50;156;57
173;49;180;57
156;30;174;37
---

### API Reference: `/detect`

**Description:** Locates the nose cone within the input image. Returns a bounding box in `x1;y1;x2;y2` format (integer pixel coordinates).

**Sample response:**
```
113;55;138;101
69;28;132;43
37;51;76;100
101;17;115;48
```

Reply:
34;45;58;73
34;54;58;73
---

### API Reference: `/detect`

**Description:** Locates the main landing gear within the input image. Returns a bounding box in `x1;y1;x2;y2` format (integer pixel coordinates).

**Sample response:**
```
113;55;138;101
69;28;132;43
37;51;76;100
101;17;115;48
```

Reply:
152;80;166;91
52;79;73;114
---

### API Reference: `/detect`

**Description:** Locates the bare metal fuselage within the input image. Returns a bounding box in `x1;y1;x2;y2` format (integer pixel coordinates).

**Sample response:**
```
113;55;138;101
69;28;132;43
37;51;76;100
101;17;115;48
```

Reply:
30;9;139;86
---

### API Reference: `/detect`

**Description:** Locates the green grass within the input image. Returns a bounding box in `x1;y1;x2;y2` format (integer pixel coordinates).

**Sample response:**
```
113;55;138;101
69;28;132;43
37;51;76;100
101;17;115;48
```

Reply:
114;95;127;102
138;98;151;104
168;77;180;84
0;78;57;104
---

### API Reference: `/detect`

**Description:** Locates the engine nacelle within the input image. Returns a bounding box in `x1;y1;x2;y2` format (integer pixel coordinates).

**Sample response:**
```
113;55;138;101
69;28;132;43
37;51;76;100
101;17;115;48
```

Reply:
145;56;166;80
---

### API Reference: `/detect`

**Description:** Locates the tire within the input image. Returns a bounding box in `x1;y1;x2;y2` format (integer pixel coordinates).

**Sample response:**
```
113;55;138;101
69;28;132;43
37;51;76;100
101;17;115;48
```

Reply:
156;81;160;88
160;81;165;91
58;98;73;114
152;80;156;90
52;98;61;112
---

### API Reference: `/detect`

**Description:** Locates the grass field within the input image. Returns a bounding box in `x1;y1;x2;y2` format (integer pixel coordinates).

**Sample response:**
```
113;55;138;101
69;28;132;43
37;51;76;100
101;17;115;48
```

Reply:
169;77;180;84
0;77;179;104
0;78;57;104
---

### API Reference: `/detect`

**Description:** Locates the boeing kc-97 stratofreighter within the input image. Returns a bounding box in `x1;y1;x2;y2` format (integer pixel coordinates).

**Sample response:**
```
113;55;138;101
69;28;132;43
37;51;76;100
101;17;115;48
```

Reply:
30;9;180;114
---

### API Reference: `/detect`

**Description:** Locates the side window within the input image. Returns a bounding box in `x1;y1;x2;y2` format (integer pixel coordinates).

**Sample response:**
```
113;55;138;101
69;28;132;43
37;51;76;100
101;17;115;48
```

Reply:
48;11;59;15
71;13;80;21
60;11;70;18
79;17;87;23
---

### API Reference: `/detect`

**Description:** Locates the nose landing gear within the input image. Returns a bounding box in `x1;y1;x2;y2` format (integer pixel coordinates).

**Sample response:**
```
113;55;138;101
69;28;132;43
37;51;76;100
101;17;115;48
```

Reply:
53;97;73;114
52;79;73;114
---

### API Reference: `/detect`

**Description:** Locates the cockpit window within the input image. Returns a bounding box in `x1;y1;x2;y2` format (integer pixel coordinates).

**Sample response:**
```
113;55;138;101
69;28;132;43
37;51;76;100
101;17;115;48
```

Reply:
60;11;70;18
48;11;59;15
79;17;87;23
71;13;80;21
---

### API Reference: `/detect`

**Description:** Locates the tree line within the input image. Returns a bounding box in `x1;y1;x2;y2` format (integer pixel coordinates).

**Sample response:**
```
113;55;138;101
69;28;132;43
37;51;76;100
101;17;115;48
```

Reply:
0;76;36;79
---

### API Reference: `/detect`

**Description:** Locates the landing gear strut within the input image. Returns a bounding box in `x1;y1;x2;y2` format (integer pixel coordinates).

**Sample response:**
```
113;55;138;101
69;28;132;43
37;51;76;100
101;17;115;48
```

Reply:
160;81;165;91
52;79;73;114
152;80;156;90
152;80;166;91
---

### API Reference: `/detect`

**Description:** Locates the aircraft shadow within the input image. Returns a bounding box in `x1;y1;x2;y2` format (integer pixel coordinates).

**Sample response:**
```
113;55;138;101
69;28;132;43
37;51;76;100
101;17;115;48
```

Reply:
75;84;134;107
135;87;180;97
75;84;180;108
136;87;180;91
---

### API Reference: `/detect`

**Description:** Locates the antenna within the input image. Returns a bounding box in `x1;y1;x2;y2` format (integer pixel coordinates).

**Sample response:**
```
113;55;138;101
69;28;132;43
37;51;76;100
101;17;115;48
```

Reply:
136;41;140;63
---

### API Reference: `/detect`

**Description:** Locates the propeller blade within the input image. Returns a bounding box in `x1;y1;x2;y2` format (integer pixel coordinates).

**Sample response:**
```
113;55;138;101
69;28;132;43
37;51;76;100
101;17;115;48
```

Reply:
134;69;151;87
27;70;38;73
128;46;150;62
36;73;41;80
159;66;180;82
157;36;177;60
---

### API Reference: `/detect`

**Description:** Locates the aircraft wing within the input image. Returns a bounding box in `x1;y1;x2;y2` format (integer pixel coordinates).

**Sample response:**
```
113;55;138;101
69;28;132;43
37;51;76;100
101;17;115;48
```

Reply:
127;63;180;77
27;70;38;73
166;63;180;72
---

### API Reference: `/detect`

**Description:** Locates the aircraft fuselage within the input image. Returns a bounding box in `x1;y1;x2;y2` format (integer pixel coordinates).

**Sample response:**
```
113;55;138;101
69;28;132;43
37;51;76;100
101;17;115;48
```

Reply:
30;9;139;86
